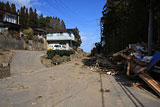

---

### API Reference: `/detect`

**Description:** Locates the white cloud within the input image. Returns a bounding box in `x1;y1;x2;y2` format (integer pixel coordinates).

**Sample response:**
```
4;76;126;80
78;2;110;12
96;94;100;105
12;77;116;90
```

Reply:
5;0;30;8
1;0;42;9
37;9;41;15
80;32;95;41
31;0;42;6
80;32;93;36
81;36;87;41
80;32;100;52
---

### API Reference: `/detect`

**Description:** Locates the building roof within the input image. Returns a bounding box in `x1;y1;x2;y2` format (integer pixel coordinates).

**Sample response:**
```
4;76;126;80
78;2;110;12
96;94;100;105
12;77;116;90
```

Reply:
0;21;26;29
46;29;72;33
0;9;19;16
32;28;46;33
46;28;80;39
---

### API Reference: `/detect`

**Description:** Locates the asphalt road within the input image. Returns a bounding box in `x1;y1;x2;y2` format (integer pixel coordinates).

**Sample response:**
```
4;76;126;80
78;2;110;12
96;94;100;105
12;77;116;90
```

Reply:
0;50;159;107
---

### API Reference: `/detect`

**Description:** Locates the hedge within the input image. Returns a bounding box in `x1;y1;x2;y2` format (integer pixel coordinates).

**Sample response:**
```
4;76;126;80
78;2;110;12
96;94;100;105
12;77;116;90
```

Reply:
47;50;75;59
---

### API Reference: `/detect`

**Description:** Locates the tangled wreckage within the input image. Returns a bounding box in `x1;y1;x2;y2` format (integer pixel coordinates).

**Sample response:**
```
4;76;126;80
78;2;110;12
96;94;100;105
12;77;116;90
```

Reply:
113;44;160;96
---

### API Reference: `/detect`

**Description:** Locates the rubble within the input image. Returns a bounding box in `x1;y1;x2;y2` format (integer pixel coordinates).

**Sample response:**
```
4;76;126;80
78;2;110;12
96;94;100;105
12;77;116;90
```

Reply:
113;44;160;96
106;71;120;75
87;43;160;96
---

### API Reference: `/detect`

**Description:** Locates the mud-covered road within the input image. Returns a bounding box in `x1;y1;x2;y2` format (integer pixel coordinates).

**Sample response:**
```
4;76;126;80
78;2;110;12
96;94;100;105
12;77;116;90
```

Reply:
0;50;159;107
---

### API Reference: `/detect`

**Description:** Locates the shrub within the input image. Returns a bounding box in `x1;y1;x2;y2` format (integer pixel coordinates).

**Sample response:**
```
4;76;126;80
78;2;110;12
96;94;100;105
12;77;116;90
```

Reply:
23;28;33;40
47;50;75;59
23;28;33;35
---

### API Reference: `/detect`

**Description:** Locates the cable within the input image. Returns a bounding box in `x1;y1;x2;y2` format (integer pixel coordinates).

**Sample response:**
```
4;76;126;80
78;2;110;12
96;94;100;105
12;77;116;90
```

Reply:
54;0;96;23
44;0;96;27
45;0;82;24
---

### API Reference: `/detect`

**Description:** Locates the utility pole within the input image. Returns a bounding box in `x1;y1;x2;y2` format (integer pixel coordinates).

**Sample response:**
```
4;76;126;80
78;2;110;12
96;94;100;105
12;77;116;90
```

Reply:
148;0;153;56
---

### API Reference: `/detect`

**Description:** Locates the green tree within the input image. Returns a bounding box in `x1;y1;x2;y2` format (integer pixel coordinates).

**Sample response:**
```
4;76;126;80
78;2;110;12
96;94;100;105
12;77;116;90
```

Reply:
28;7;34;27
38;14;46;29
20;6;26;25
101;0;153;54
61;20;66;29
25;8;29;26
33;9;38;27
0;2;5;10
5;1;10;12
10;3;16;13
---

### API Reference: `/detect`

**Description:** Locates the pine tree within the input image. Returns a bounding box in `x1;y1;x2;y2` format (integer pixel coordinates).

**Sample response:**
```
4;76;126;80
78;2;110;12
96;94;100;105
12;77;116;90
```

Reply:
28;7;34;27
61;20;66;29
20;6;25;25
0;2;5;10
10;3;16;13
25;8;29;26
33;9;38;27
5;1;11;12
38;14;46;29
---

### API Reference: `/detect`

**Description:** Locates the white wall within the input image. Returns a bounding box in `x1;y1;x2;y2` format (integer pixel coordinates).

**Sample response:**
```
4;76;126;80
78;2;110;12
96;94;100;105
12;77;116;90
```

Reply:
46;32;75;41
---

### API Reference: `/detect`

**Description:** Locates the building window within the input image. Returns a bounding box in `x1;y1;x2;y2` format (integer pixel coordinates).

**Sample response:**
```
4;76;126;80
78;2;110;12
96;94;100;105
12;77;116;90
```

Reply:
57;32;63;36
4;14;17;24
68;32;72;37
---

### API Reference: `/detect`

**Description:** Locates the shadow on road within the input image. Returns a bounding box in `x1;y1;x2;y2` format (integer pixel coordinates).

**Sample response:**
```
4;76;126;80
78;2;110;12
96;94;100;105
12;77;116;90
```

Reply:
82;56;145;107
113;75;145;107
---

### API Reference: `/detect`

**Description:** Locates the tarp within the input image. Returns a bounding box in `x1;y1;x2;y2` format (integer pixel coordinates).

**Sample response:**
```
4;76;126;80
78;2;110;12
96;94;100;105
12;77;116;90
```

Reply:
147;51;160;71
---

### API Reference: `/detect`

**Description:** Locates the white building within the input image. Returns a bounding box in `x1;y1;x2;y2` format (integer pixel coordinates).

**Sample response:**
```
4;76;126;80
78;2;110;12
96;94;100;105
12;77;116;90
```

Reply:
46;29;80;50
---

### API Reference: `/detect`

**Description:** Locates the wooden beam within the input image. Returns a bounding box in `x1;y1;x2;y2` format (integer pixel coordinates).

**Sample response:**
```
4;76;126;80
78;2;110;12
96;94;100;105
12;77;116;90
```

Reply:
138;73;160;96
121;53;131;60
127;61;130;76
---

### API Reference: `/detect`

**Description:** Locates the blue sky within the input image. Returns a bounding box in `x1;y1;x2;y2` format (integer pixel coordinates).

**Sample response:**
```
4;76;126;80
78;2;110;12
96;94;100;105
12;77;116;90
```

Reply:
1;0;106;52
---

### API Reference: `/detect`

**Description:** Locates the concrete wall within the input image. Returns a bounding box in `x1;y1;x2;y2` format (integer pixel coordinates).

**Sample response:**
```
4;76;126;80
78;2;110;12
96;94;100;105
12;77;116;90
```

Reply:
0;34;24;49
0;32;47;51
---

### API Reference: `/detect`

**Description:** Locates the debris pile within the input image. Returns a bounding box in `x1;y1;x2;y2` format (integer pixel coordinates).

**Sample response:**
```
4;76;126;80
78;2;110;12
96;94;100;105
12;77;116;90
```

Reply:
113;44;160;96
82;55;123;75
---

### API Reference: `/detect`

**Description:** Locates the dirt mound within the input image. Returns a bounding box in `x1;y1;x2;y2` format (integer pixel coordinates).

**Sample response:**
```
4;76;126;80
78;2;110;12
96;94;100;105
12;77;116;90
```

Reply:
0;48;13;79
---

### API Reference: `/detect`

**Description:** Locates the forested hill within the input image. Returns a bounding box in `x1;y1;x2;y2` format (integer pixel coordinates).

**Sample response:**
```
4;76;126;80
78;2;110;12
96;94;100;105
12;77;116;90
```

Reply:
0;1;66;30
101;0;160;54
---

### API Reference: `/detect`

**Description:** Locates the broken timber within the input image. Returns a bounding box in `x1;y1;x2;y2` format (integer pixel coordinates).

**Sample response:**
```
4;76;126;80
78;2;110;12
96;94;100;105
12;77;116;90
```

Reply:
138;73;160;96
121;53;160;96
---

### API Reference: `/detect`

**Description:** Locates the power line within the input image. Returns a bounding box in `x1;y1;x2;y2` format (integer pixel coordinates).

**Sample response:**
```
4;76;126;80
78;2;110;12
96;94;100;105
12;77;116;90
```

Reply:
45;0;81;24
54;0;96;23
44;0;96;26
56;0;94;22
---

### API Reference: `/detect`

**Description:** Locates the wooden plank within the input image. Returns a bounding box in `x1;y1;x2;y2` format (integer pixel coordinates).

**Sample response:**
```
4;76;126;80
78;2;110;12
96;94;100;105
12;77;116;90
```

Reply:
121;53;131;60
138;73;160;96
127;61;130;76
113;49;127;57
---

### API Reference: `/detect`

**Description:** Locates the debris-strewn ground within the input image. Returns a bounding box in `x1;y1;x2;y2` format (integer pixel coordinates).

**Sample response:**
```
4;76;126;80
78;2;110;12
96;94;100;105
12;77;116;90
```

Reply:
0;48;13;79
0;50;159;107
